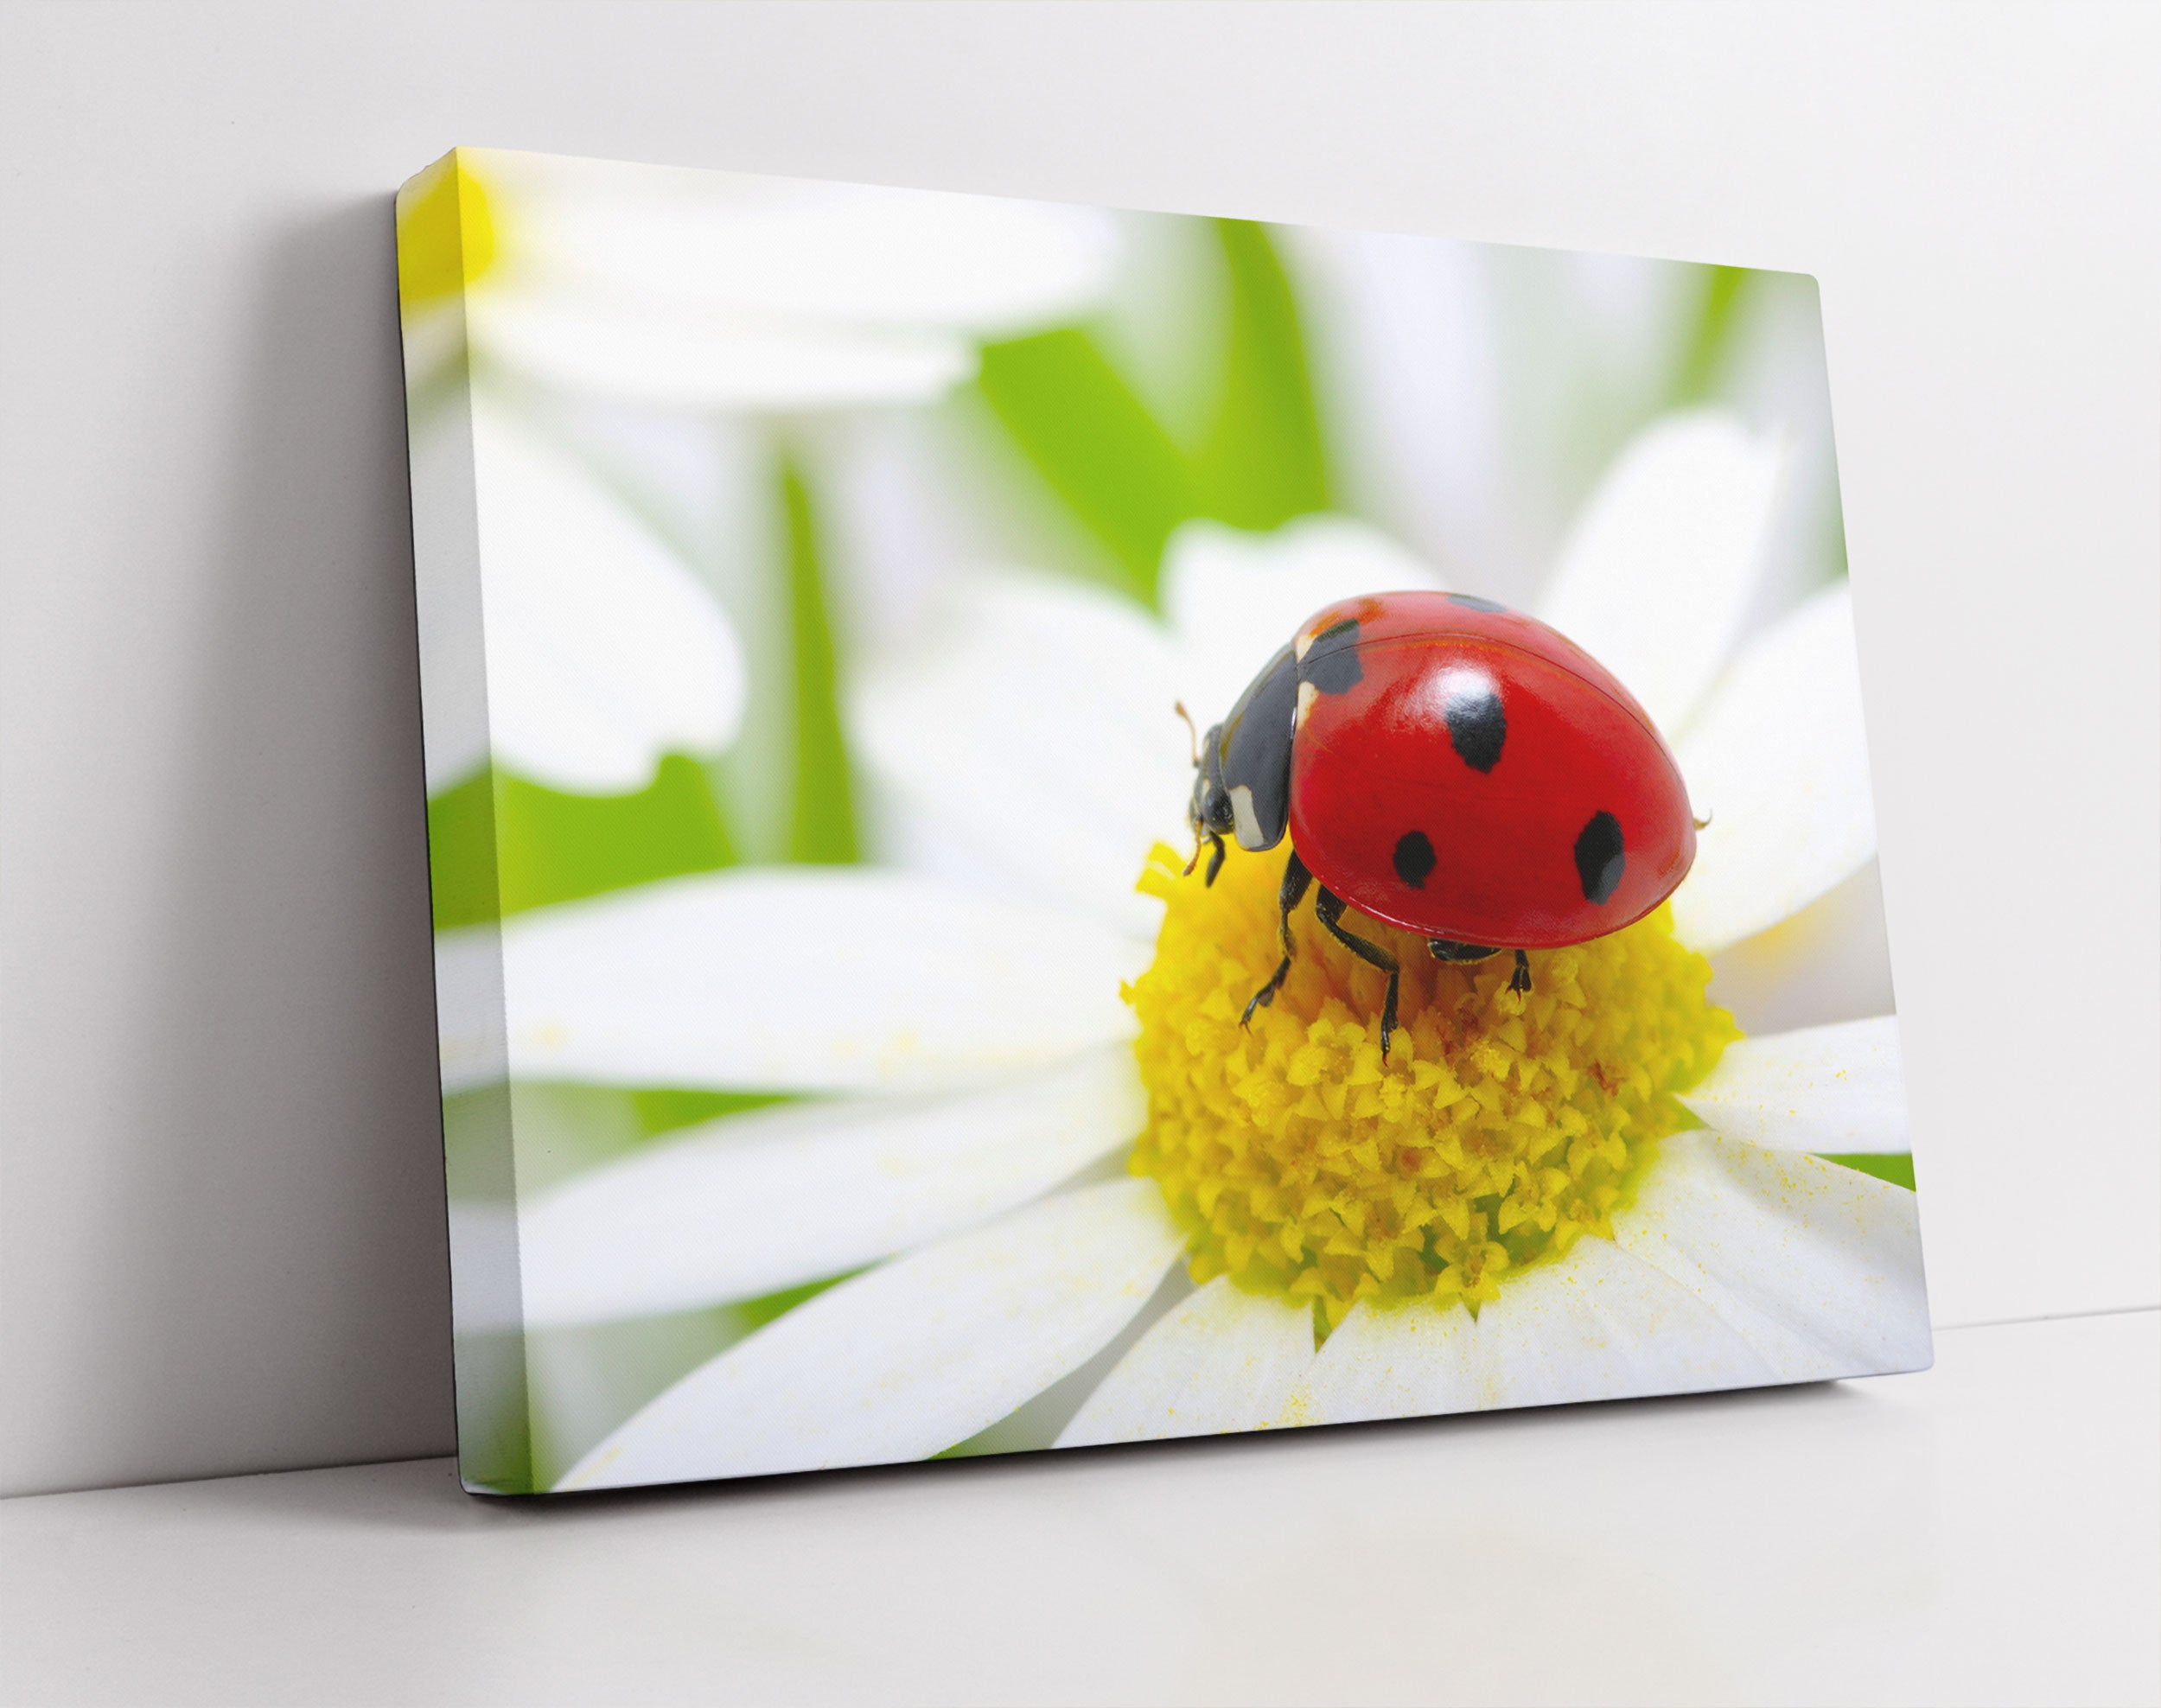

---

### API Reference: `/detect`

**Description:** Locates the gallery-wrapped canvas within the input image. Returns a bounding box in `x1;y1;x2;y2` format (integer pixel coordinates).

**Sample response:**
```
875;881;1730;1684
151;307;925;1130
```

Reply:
396;147;1929;1495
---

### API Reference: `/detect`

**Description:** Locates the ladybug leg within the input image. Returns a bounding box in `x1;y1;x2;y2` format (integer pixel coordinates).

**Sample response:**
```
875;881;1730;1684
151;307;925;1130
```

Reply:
1313;887;1401;1059
1203;833;1227;887
1240;851;1311;1027
1427;938;1533;996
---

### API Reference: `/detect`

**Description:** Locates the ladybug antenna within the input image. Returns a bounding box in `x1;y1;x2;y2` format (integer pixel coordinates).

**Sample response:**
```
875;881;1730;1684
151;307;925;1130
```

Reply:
1693;809;1713;832
1173;701;1202;768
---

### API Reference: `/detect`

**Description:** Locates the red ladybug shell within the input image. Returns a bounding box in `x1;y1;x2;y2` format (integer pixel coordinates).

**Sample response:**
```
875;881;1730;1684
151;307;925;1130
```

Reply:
1286;591;1695;948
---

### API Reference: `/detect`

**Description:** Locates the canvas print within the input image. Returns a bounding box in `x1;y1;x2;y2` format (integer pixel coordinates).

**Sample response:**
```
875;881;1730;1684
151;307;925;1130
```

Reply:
396;147;1929;1495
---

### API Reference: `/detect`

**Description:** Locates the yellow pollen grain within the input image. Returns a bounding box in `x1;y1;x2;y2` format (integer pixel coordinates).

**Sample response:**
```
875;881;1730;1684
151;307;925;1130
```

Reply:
1125;842;1737;1335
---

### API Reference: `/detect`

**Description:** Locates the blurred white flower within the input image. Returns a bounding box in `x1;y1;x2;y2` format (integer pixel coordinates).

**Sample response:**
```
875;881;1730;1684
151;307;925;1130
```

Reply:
413;397;747;794
430;410;1925;1489
1287;232;1843;626
411;149;1120;412
399;150;1120;796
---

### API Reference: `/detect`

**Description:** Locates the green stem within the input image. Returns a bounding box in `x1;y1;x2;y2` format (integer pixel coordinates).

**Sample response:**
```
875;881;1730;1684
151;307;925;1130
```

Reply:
1196;218;1331;526
781;459;859;864
1669;264;1751;406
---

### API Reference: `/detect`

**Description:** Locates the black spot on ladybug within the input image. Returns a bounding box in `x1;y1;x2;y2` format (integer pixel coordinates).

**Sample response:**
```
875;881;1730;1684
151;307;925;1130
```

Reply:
1300;619;1363;696
1393;831;1437;889
1443;678;1507;773
1575;811;1626;904
1304;651;1362;696
1446;592;1508;614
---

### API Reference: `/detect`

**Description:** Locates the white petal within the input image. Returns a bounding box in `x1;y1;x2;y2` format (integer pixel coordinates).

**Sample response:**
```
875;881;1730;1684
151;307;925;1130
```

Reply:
851;568;1190;934
408;405;492;793
1271;230;1514;593
1278;1239;1774;1428
1536;412;1787;735
1669;583;1877;953
1277;1295;1480;1429
433;927;506;1090
557;1178;1186;1489
469;399;746;793
521;1047;1144;1326
1614;1131;1931;1382
489;156;1119;334
446;1201;521;1336
1444;1238;1777;1409
1056;1277;1315;1447
1702;857;1897;1038
1680;1016;1909;1155
1160;515;1446;728
436;868;1147;1095
472;295;974;411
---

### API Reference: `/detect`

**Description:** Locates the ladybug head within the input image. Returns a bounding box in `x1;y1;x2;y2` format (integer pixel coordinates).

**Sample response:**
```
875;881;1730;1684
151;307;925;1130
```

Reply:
1187;722;1237;841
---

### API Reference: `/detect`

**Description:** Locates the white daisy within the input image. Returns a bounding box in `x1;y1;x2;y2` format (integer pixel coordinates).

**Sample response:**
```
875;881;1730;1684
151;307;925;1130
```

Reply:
432;409;1928;1491
398;148;1118;794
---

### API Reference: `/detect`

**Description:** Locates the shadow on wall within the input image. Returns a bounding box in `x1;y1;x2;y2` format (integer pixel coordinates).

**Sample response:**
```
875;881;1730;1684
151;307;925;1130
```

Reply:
67;200;455;1490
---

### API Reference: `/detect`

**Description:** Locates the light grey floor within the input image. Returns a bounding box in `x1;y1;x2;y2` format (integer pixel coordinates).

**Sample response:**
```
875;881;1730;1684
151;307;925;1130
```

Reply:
5;1310;2154;1707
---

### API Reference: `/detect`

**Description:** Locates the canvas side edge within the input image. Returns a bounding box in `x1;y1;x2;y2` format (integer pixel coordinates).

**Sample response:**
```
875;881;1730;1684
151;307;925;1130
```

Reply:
395;151;535;1495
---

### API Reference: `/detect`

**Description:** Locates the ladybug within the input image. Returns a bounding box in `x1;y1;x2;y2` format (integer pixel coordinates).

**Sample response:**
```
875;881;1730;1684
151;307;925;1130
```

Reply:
1183;590;1699;1057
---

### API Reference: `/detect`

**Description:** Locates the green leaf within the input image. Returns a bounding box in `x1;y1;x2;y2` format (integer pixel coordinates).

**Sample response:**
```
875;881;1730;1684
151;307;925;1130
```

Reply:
976;219;1331;605
736;1269;862;1334
1818;1151;1916;1190
1195;218;1331;527
425;755;736;930
781;460;860;863
630;1087;792;1138
976;328;1197;605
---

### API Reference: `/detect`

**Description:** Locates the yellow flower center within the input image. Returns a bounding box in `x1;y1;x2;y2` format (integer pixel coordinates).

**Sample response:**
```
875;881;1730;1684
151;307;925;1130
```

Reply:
1126;842;1738;1333
396;151;498;311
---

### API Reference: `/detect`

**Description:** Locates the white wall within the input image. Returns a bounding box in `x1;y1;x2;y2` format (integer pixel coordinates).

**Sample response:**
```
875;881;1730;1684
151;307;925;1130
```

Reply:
3;1;2154;1499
